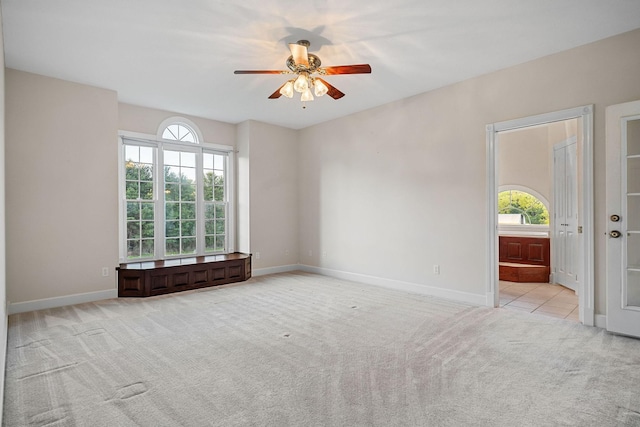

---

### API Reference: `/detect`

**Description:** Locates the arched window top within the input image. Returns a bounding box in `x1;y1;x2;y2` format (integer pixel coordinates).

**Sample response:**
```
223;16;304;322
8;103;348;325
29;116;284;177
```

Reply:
162;124;197;143
157;117;203;144
498;186;549;225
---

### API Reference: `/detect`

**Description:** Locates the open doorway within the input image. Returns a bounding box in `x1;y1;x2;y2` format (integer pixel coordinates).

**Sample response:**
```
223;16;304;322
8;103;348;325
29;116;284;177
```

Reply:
497;121;578;320
486;106;594;326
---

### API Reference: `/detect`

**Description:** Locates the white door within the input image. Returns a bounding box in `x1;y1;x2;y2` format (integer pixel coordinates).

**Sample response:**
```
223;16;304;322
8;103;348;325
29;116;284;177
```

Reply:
606;100;640;338
553;138;579;291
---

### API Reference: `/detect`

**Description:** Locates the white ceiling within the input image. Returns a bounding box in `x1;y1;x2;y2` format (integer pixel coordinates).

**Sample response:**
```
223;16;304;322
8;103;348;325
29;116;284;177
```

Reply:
3;1;640;130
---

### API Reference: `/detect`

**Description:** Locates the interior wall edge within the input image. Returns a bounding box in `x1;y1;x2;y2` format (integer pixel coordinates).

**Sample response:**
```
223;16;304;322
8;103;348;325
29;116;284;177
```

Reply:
0;7;7;423
594;314;607;329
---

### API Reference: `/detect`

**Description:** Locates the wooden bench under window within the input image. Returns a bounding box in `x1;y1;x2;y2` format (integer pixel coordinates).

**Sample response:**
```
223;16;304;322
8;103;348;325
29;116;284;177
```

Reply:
498;236;550;283
117;253;252;297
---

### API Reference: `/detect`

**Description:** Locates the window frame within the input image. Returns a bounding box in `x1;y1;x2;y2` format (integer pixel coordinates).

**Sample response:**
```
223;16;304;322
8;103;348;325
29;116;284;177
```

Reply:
118;129;235;263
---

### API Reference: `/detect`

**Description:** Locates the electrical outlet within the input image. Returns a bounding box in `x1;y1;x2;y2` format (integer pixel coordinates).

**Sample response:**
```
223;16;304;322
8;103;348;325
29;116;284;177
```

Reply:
308;250;313;257
285;249;290;256
102;267;109;277
433;265;440;275
322;250;327;258
255;252;261;259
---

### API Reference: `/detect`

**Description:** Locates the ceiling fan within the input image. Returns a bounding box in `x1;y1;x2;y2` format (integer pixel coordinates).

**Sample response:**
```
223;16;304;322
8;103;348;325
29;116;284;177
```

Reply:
234;40;371;104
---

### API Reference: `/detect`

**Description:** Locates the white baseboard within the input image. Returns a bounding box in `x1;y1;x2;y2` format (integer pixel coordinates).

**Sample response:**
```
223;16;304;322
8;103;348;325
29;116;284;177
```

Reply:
594;314;607;329
8;289;118;315
298;264;486;306
252;264;299;277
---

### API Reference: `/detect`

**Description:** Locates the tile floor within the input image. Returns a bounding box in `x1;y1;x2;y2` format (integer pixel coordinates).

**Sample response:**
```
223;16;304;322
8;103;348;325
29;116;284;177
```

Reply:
499;281;579;322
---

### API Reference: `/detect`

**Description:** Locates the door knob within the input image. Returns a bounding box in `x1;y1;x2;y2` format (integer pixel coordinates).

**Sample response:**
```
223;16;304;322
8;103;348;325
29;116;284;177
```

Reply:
610;230;622;238
611;214;621;222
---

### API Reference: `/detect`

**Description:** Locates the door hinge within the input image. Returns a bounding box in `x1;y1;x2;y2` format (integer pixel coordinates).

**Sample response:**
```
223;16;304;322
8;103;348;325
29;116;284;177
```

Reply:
578;226;583;233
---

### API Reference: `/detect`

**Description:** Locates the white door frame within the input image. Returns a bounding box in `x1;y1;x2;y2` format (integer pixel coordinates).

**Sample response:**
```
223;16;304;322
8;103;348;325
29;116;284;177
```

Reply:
486;105;594;326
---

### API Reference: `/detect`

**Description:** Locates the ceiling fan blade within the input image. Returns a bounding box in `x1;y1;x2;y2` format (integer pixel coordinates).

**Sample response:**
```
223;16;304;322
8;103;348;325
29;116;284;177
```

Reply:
289;43;309;67
268;83;285;99
315;78;345;100
234;70;286;74
321;64;372;75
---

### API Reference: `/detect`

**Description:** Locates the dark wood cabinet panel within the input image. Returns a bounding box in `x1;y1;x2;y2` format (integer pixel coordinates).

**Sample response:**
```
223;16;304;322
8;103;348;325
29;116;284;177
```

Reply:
528;244;545;262
499;236;550;266
117;253;252;297
120;272;144;293
212;268;225;280
506;242;523;260
193;269;208;284
150;274;169;291
499;236;550;283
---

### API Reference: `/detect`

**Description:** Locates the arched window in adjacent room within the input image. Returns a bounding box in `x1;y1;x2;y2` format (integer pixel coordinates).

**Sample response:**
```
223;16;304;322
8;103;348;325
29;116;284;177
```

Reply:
498;186;550;236
498;188;549;225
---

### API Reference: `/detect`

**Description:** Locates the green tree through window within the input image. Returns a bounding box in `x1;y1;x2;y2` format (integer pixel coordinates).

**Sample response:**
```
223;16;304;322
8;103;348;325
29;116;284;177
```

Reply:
498;190;549;225
163;150;197;256
125;145;155;259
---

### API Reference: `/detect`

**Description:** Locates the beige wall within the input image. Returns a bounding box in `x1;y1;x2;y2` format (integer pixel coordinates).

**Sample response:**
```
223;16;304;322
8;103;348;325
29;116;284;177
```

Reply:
298;28;640;314
236;122;251;254
5;70;119;303
547;119;578;148
237;120;299;269
498;125;552;202
498;119;579;205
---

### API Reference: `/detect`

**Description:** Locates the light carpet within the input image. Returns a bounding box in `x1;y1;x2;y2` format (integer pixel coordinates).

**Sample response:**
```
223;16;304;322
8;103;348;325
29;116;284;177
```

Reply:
4;271;640;426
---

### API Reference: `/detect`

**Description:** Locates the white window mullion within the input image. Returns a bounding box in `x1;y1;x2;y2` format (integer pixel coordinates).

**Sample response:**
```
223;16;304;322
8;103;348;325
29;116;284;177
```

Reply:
196;149;205;256
156;144;165;259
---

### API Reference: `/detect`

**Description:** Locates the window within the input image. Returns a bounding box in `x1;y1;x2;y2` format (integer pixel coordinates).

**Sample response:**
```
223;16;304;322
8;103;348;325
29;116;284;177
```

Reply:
124;145;156;259
498;187;550;237
162;123;197;143
164;150;197;255
119;120;233;261
498;189;549;224
203;152;227;252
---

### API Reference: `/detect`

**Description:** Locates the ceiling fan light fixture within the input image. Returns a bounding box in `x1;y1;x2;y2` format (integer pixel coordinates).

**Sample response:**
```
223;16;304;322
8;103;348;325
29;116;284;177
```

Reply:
294;73;309;93
313;79;328;97
301;88;314;102
234;40;371;103
280;80;294;98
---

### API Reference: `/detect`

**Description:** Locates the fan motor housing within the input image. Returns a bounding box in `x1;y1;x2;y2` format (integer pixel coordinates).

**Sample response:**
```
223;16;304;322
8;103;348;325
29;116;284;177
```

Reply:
286;53;321;73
